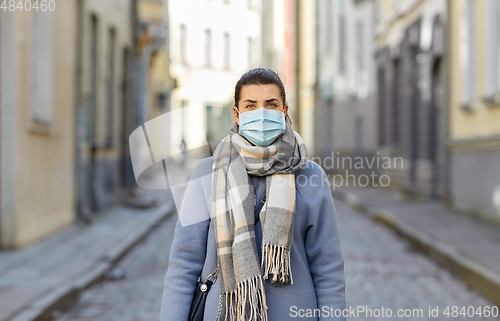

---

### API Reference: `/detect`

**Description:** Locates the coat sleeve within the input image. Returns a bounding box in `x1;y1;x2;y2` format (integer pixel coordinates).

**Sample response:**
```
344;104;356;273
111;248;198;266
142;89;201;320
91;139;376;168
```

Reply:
303;163;346;321
159;160;212;321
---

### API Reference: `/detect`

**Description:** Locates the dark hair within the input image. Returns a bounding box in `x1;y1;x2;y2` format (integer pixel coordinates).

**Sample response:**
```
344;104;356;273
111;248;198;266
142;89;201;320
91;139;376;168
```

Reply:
234;68;287;108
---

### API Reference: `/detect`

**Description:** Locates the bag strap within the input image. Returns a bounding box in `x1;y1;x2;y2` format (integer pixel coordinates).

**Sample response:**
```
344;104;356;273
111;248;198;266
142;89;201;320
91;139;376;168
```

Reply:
203;216;219;285
203;267;219;285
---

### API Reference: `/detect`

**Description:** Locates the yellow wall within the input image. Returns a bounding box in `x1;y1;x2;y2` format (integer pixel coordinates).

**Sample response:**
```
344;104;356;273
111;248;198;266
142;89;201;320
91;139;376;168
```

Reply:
149;48;173;119
139;0;164;23
12;0;77;247
449;0;500;139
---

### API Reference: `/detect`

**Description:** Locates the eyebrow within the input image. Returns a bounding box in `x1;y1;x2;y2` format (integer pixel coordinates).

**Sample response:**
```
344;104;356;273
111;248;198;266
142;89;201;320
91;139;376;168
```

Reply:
243;98;280;103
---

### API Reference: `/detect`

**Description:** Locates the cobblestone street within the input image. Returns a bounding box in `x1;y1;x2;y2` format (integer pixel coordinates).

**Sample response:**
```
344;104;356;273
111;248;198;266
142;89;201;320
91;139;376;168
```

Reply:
52;209;178;321
53;199;497;321
337;201;497;321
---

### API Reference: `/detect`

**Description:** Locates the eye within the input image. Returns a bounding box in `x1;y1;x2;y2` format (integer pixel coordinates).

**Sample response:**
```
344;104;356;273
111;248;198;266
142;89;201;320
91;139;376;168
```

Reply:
246;104;255;109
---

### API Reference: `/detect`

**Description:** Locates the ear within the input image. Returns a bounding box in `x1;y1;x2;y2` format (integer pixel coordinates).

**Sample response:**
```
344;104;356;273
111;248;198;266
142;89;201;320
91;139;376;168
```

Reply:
233;106;240;126
284;104;289;117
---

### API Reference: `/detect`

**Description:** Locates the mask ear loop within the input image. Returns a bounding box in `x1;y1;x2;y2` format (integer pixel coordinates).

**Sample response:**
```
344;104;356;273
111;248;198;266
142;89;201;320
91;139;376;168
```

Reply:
235;108;241;132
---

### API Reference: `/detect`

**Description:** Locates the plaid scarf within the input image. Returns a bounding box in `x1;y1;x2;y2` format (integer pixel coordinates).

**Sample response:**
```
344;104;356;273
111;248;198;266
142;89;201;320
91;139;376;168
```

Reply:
212;116;308;321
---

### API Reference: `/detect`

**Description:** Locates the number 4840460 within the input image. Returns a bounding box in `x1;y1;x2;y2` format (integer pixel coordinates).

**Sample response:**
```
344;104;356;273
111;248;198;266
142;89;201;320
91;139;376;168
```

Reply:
443;306;498;318
0;0;56;11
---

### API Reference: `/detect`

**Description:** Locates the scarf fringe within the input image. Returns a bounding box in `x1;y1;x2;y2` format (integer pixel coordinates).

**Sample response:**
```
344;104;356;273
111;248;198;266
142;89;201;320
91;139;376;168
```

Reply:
216;275;268;321
261;244;293;285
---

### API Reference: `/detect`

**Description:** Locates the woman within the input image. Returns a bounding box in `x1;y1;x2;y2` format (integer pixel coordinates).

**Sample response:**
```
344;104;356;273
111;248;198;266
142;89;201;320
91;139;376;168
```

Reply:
159;68;346;321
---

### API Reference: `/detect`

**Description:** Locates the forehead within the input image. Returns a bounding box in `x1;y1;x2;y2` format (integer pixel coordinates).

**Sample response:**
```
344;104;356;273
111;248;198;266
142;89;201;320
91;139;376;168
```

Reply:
239;84;282;101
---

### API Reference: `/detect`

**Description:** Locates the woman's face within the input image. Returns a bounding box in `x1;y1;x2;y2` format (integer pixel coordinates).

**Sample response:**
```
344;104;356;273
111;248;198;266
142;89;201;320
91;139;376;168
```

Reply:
233;84;289;126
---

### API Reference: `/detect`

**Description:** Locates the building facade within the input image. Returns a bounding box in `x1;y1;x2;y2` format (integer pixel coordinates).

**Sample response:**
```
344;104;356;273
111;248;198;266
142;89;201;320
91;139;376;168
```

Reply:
0;0;171;248
296;0;317;153
74;0;136;222
168;0;262;156
375;0;447;198
0;1;78;248
448;0;500;222
138;0;175;121
261;0;317;154
315;0;378;174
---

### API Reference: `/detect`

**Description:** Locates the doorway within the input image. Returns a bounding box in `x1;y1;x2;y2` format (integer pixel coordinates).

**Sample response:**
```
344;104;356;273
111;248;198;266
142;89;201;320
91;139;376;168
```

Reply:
430;57;442;197
120;47;132;190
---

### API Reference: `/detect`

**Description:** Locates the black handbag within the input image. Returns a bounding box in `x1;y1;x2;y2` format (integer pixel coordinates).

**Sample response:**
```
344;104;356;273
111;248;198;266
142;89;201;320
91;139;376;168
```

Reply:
189;267;219;321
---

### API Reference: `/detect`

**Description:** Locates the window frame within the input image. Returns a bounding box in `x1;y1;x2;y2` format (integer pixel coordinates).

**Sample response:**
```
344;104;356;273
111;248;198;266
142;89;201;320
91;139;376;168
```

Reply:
180;24;187;64
30;9;53;132
460;0;476;111
223;32;231;70
204;28;212;67
484;0;500;106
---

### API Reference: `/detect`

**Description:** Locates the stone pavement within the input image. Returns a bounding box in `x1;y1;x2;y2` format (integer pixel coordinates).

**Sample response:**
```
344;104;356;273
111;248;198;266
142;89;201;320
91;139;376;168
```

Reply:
336;201;496;321
50;198;497;321
333;185;500;309
0;158;198;321
0;187;174;321
52;207;179;321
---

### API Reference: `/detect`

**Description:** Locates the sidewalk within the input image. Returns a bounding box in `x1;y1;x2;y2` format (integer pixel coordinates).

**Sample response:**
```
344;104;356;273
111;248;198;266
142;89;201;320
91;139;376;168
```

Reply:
333;185;500;307
0;187;176;321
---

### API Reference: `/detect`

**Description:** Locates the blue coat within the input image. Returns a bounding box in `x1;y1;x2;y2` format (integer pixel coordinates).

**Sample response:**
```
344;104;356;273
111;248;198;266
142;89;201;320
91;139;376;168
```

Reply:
159;157;346;320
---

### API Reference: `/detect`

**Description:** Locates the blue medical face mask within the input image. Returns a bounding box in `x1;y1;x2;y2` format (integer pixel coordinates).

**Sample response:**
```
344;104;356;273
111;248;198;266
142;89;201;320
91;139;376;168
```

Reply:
236;107;286;147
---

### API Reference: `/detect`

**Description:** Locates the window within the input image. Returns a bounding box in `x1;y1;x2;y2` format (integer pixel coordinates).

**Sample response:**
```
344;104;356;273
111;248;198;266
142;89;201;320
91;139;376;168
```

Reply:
89;15;99;140
205;29;212;67
206;104;233;144
356;21;364;80
157;92;169;110
391;59;400;144
206;105;214;143
180;24;187;64
31;10;53;125
485;0;500;101
461;0;475;108
377;68;386;146
325;0;333;55
106;28;116;146
181;100;188;140
247;37;252;68
338;0;347;73
374;0;382;23
224;32;230;70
